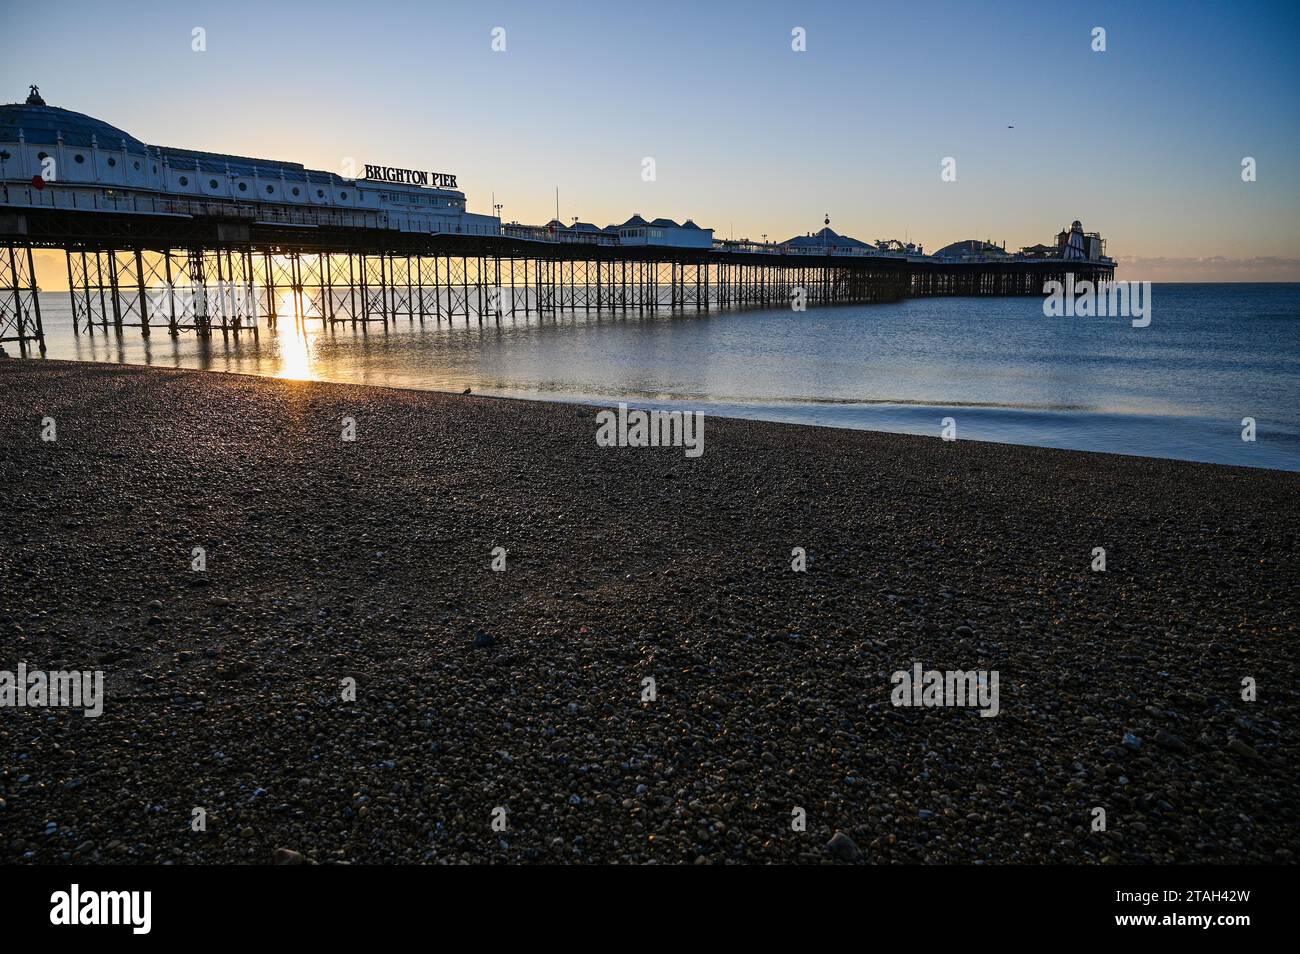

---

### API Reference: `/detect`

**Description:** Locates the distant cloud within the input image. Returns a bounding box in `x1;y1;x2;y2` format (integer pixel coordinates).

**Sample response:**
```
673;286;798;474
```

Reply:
1118;256;1300;282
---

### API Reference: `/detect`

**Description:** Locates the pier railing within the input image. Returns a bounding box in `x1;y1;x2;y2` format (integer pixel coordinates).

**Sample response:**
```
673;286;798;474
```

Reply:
0;186;501;236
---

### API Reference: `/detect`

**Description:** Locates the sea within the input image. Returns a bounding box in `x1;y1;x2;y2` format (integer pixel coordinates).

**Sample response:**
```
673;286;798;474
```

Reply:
13;282;1300;472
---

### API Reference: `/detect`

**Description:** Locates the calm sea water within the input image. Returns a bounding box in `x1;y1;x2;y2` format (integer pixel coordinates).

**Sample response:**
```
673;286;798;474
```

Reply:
15;283;1300;471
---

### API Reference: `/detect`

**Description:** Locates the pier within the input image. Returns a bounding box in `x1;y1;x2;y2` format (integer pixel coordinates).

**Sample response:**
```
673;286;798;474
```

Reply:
0;204;1114;353
0;89;1116;353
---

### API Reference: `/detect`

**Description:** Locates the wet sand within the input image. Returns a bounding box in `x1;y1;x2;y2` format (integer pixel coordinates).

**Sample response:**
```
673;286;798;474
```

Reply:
1;359;1296;864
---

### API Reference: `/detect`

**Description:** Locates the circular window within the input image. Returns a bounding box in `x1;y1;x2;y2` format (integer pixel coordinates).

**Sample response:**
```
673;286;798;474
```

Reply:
291;186;300;196
133;161;140;170
238;182;247;191
266;184;274;194
179;175;189;186
107;157;116;167
209;179;219;189
317;189;325;198
74;154;84;163
339;191;347;200
37;151;48;160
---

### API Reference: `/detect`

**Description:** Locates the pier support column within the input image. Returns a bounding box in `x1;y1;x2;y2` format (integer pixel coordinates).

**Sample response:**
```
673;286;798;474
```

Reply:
0;242;45;354
134;248;150;338
189;249;210;338
66;247;106;337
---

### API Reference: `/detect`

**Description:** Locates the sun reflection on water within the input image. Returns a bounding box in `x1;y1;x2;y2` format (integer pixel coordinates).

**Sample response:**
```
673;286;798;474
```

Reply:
275;291;315;380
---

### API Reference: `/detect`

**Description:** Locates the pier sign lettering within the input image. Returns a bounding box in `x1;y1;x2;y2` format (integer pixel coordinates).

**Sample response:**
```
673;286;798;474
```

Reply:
364;164;457;189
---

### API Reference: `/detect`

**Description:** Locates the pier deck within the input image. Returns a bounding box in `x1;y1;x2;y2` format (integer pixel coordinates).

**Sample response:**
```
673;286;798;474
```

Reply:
0;206;1115;353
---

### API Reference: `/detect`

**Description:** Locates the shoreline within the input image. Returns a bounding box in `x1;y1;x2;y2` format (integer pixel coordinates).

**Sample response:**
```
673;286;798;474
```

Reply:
1;360;1297;864
7;355;1294;475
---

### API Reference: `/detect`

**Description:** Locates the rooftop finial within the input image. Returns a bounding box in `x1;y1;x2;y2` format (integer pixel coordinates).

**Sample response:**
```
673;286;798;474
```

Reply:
26;85;45;106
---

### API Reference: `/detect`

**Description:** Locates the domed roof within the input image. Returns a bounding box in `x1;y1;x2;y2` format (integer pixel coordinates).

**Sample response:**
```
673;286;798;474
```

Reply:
782;226;872;249
0;87;145;150
933;239;1008;258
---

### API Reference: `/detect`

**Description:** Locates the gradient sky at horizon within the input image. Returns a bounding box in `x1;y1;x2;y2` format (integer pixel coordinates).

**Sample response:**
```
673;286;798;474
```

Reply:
3;0;1299;281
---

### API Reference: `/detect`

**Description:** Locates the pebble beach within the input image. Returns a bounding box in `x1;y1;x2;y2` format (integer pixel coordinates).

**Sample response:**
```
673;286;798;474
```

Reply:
1;359;1296;864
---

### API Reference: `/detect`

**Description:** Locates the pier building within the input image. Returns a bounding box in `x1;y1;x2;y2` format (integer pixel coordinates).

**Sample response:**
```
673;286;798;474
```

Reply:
0;87;499;237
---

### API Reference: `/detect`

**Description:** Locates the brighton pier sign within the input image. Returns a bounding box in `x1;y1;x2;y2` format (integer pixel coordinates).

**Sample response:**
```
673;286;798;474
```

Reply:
364;164;457;189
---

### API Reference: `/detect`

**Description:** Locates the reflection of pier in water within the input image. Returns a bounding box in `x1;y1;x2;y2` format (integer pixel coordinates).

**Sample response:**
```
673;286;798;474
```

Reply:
1;211;1115;354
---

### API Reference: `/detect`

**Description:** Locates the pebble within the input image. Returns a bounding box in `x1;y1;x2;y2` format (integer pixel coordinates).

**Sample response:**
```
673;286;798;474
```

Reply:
1154;730;1189;754
826;831;861;861
1227;738;1261;760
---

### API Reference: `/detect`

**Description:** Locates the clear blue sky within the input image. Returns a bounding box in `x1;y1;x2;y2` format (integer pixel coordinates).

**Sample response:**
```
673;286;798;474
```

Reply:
4;0;1298;279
